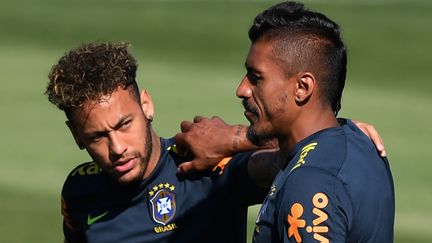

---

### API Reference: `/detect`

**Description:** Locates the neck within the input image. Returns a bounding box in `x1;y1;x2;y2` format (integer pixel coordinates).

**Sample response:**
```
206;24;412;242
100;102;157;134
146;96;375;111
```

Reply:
277;109;339;154
143;129;161;179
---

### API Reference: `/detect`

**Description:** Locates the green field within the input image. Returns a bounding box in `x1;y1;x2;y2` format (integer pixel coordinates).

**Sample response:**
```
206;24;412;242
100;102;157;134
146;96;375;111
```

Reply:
1;0;431;242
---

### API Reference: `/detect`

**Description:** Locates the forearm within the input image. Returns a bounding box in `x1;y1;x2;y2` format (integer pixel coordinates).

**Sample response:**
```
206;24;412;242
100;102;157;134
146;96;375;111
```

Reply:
175;116;278;174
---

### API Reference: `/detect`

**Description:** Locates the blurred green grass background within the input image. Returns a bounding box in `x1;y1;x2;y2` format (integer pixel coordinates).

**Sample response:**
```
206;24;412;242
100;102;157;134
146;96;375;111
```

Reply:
0;0;431;242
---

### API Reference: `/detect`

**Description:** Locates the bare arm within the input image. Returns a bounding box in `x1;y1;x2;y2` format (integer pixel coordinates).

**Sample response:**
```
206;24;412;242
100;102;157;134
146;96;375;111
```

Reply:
175;116;386;187
174;116;278;173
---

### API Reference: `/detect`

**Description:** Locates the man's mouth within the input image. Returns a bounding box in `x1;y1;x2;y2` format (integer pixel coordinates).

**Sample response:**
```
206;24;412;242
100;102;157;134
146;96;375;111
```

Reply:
242;99;258;117
114;158;136;173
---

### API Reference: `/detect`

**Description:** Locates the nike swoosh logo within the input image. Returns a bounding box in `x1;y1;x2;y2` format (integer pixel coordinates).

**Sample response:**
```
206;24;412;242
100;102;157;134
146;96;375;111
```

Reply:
87;211;109;225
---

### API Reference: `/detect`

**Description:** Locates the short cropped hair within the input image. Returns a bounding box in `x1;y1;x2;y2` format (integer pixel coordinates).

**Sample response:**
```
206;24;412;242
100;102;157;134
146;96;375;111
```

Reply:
249;1;347;115
45;42;139;118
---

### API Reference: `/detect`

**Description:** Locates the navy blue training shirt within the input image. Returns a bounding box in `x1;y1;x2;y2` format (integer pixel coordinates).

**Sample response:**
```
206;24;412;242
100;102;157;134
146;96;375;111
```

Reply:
253;120;395;242
61;138;266;243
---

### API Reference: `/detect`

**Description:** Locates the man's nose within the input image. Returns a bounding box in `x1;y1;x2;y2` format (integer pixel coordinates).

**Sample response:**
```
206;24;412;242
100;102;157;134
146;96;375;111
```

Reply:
109;132;127;156
236;76;252;98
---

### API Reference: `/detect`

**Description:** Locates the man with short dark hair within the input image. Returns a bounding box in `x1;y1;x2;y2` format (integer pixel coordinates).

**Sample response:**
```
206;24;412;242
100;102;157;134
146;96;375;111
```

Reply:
240;2;394;242
176;1;394;242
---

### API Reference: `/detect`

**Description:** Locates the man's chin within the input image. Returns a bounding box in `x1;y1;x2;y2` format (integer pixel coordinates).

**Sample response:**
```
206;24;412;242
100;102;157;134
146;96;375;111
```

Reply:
114;169;143;185
247;126;274;146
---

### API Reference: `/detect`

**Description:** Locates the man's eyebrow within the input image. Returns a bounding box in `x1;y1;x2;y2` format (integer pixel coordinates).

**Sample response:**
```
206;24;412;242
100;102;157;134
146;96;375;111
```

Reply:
86;114;132;136
112;115;132;130
244;62;261;75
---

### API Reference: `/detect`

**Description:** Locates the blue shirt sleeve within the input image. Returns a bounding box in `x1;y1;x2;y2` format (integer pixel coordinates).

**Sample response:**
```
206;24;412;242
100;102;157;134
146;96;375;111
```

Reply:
61;194;86;243
277;167;353;242
221;152;268;206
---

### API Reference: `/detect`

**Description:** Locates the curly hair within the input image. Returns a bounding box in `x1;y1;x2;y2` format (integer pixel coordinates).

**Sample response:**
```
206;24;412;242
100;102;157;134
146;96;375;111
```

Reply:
45;42;139;116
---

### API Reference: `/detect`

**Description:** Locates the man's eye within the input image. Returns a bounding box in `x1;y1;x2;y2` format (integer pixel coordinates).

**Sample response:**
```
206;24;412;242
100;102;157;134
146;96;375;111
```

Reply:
121;120;132;129
247;73;261;84
90;134;103;142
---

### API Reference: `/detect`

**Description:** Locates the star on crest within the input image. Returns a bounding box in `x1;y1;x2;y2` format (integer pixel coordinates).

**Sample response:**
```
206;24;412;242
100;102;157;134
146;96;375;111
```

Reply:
149;182;175;196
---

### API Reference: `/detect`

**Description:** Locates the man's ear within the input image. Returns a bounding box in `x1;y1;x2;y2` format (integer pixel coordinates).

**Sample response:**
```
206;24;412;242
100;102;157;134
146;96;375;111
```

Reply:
140;90;154;121
294;72;315;104
66;120;85;150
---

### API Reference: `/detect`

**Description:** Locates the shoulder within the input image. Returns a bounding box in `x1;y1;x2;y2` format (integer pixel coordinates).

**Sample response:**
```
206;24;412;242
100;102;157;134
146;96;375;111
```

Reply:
339;120;393;186
289;131;347;175
62;161;106;200
67;161;103;178
227;151;253;167
342;119;378;153
219;151;254;177
289;121;382;175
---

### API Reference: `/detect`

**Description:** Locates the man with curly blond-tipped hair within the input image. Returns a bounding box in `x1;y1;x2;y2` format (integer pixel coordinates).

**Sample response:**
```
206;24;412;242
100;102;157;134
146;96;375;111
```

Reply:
47;42;273;243
47;41;386;242
47;43;153;185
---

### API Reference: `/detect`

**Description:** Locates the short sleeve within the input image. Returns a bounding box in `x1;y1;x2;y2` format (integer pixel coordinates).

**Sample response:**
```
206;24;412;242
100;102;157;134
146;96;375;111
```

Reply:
61;187;86;242
277;167;353;243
